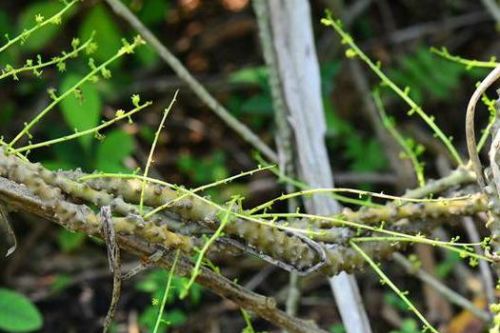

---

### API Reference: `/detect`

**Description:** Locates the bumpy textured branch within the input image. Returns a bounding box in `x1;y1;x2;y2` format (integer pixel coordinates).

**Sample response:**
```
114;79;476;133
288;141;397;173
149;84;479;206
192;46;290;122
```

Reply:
0;176;327;333
0;149;329;274
0;145;487;328
0;147;487;272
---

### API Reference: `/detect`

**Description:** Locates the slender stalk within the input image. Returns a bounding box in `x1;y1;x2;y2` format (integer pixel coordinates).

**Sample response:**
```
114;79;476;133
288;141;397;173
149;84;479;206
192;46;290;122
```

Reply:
322;12;463;166
0;37;93;81
139;90;178;215
153;249;180;333
351;242;439;333
14;102;152;153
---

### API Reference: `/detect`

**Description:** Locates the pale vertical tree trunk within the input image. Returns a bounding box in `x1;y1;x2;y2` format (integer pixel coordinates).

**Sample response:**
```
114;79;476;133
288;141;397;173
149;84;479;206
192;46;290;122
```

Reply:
255;0;372;332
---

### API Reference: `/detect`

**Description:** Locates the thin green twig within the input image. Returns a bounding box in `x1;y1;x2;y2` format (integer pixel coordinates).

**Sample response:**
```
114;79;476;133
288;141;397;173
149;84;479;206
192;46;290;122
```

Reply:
9;36;145;149
180;198;238;298
0;0;78;54
14;101;152;153
322;12;463;166
431;47;498;69
0;36;94;81
153;249;180;333
350;241;439;333
139;90;178;215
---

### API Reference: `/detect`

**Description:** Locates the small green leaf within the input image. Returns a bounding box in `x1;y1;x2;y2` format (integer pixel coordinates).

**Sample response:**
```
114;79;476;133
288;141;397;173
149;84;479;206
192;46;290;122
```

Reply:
59;73;102;151
57;229;86;253
0;288;43;332
95;129;135;172
79;5;123;64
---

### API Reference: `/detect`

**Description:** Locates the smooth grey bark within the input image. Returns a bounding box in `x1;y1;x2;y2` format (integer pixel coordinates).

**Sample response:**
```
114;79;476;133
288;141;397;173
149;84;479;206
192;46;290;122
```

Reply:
259;1;372;332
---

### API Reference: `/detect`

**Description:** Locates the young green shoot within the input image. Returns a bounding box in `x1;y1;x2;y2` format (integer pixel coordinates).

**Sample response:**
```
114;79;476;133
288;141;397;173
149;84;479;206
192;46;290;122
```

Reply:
430;47;498;69
350;241;438;333
77;163;273;220
321;11;463;166
352;236;488;265
13;100;153;153
0;0;78;54
247;187;469;215
241;309;256;333
477;92;497;153
8;35;145;149
429;48;497;154
139;90;179;215
0;36;95;81
143;164;274;219
152;249;180;333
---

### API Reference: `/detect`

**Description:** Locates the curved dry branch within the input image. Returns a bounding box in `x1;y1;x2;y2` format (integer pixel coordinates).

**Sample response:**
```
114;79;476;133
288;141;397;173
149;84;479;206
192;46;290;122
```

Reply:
466;66;500;189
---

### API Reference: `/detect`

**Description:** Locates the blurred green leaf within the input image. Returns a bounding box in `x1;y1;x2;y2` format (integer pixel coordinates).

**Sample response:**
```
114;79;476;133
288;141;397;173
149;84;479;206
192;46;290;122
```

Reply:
138;0;170;25
329;323;346;333
136;269;202;304
390;319;420;333
135;44;160;67
323;97;350;137
18;1;73;51
0;11;12;41
384;292;409;312
435;251;461;279
0;288;43;332
177;150;228;184
0;11;19;66
386;46;483;104
59;73;102;151
345;137;387;172
79;5;122;64
162;309;187;326
42;127;89;170
50;274;73;293
41;159;80;171
57;229;86;252
95;129;134;172
229;66;268;85
139;306;166;333
0;103;15;126
240;94;273;116
139;125;156;144
139;306;187;333
321;61;341;95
